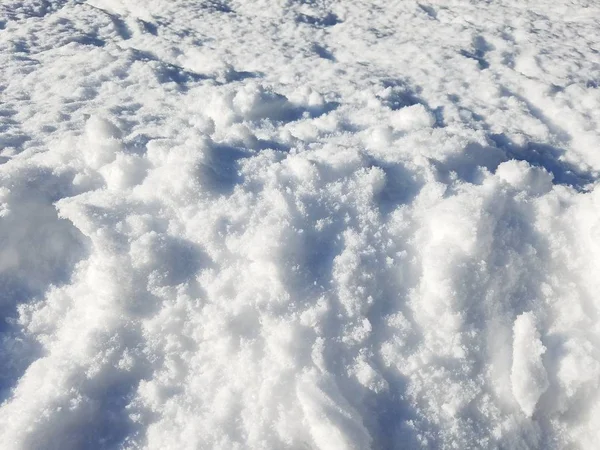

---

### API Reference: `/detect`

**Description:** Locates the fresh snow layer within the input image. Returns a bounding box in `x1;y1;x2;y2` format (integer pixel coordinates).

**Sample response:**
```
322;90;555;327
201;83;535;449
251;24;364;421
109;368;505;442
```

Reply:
1;0;600;449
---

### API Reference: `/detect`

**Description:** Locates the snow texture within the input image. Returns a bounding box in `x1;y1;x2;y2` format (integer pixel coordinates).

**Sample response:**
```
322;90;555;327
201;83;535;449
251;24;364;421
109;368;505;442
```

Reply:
511;312;548;418
1;0;600;449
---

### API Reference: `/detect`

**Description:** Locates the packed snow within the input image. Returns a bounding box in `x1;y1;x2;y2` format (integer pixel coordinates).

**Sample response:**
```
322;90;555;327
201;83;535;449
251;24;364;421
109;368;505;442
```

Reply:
1;0;600;449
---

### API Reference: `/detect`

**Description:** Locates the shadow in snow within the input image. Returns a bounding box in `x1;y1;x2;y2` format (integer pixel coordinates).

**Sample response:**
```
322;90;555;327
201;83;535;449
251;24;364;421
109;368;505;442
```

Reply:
199;144;249;194
152;236;207;286
417;3;437;19
128;49;207;88
433;142;507;185
17;324;155;450
220;68;262;84
1;0;69;21
296;12;341;27
88;5;133;40
138;19;158;35
127;49;262;90
312;43;336;61
378;78;446;127
434;134;596;191
459;48;489;70
73;34;106;47
203;0;233;13
0;109;31;155
489;134;596;190
0;168;90;402
460;36;491;70
360;378;423;450
366;159;425;215
379;79;422;111
500;87;571;142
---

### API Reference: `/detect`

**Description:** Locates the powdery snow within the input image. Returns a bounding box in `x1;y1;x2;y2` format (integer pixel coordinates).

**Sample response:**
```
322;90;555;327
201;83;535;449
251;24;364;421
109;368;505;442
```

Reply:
1;0;600;449
511;312;549;418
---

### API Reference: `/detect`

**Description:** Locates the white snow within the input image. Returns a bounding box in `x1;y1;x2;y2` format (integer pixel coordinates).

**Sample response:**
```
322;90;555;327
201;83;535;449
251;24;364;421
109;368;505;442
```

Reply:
1;0;600;449
511;312;549;418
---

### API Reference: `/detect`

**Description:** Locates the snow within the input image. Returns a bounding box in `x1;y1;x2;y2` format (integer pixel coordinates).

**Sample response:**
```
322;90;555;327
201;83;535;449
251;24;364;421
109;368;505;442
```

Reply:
511;312;549;418
1;0;600;449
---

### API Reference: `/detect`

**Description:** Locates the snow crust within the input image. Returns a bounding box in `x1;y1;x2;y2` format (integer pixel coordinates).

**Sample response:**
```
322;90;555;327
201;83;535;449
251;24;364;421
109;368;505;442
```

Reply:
1;0;600;449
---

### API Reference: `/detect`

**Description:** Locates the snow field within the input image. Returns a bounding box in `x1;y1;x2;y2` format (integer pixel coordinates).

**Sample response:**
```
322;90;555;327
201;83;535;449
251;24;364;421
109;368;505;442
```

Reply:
1;0;600;449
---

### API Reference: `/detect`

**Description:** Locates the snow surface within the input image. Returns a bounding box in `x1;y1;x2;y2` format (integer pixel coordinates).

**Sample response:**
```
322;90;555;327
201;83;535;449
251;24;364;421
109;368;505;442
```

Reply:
1;0;600;449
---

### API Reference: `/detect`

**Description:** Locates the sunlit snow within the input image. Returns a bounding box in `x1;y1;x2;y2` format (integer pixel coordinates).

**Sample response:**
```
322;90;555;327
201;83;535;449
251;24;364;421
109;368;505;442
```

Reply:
1;0;600;449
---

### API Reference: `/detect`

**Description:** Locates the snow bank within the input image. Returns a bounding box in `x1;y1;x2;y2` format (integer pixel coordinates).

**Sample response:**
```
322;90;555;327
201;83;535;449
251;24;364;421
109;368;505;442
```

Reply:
1;0;600;449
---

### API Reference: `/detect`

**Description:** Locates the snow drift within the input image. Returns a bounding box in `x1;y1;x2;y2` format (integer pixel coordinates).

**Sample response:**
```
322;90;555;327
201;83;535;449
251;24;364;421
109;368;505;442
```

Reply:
1;0;600;449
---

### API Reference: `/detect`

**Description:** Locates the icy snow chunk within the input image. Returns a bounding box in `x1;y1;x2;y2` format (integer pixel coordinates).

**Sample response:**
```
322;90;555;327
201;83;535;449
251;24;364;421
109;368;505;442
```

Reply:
511;312;549;417
98;153;148;190
206;91;238;129
390;104;435;132
289;86;325;108
515;51;543;79
367;126;393;149
284;154;319;183
233;84;297;121
82;116;123;169
496;160;553;195
289;120;320;141
222;123;259;149
188;114;215;136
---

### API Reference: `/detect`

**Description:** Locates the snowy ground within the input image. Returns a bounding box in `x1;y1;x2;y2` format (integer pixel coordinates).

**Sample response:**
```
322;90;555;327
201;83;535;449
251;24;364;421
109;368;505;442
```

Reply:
1;0;600;448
